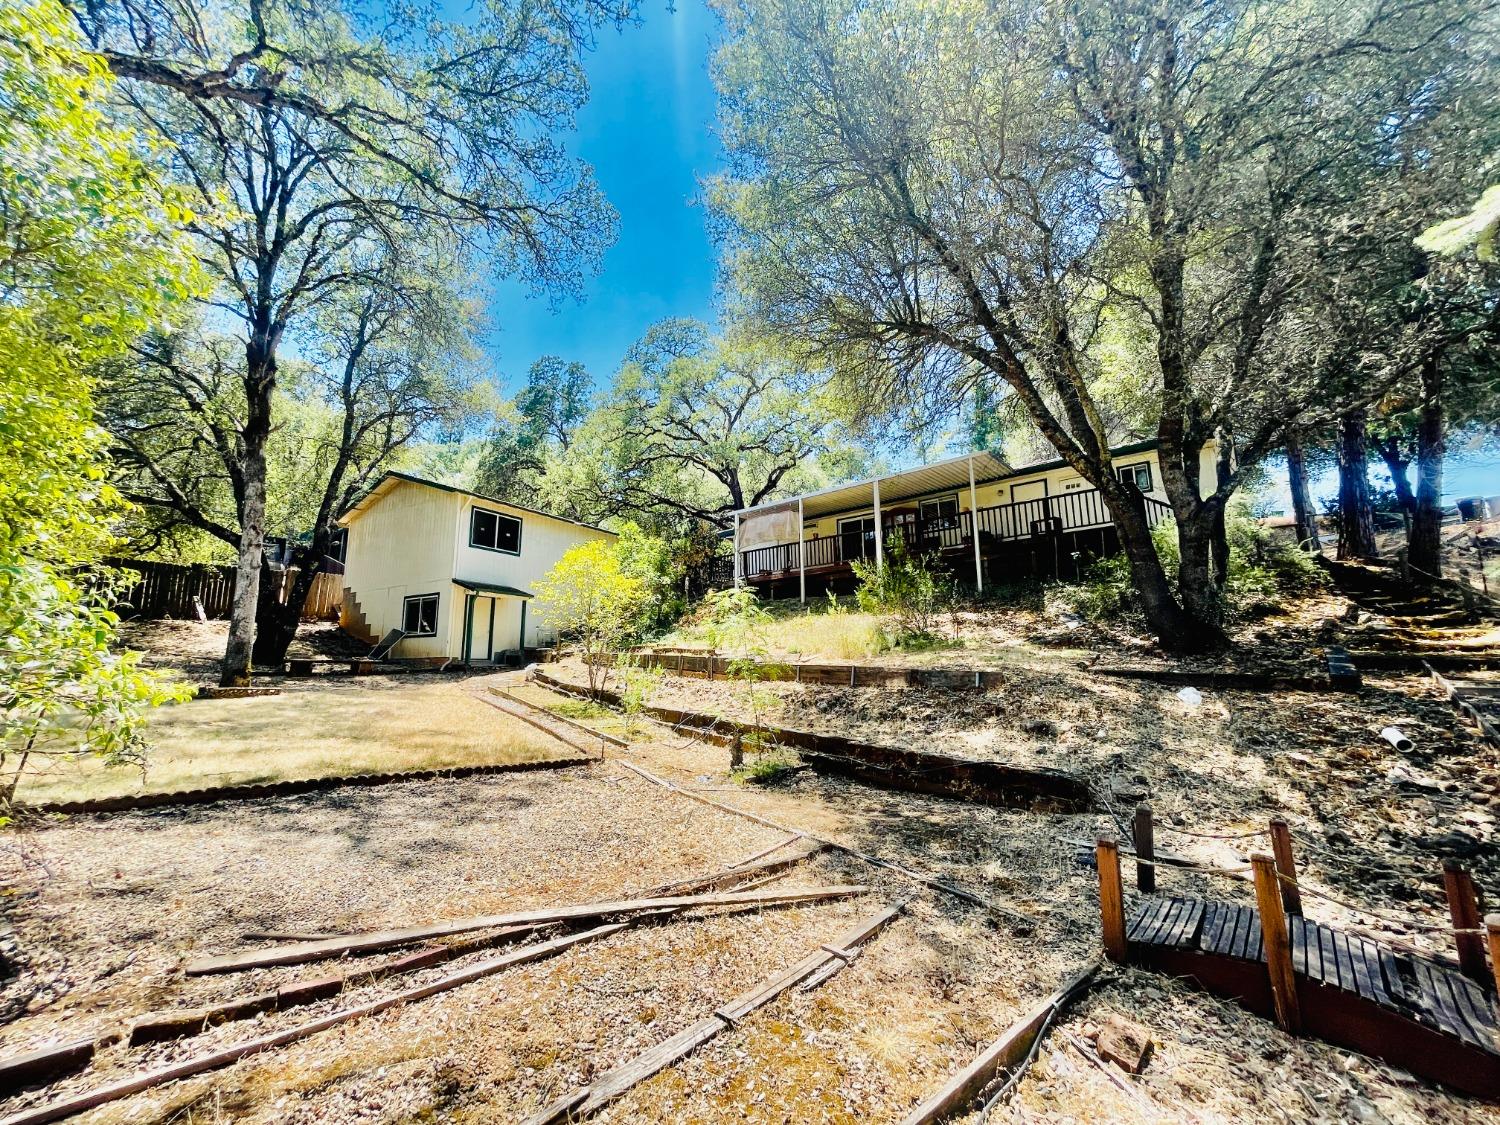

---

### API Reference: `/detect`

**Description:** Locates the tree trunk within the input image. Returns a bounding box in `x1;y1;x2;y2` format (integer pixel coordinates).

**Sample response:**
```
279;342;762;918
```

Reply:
220;346;276;686
253;521;339;665
1285;431;1319;551
1177;503;1227;627
1109;492;1222;653
1410;358;1446;578
1336;410;1378;561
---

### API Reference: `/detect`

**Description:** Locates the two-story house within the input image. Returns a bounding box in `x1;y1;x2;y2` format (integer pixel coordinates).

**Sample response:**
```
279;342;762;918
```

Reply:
337;472;614;663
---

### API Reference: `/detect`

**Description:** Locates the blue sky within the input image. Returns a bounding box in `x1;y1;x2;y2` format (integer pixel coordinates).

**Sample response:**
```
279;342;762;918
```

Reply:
481;1;723;394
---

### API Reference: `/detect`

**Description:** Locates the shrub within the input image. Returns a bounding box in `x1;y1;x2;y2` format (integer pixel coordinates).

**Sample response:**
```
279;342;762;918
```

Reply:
850;533;957;645
1054;501;1327;627
732;748;801;786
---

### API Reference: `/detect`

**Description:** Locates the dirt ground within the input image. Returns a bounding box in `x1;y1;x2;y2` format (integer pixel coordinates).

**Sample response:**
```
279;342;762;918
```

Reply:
1;581;1496;1123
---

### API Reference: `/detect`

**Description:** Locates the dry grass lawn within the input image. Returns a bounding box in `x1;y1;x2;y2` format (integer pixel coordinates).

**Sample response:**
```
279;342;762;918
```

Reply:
17;675;571;805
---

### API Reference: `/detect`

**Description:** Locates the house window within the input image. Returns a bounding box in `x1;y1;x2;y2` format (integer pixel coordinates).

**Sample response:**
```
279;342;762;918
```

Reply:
470;506;522;554
402;593;439;637
920;495;960;525
1117;462;1153;492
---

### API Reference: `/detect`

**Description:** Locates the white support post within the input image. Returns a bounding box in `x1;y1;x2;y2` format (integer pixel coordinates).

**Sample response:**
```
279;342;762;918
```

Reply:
798;497;807;603
873;478;884;570
968;454;984;593
733;510;742;588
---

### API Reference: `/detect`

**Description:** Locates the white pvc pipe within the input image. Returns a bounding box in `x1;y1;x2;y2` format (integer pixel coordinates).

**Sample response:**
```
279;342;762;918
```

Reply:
1380;726;1414;753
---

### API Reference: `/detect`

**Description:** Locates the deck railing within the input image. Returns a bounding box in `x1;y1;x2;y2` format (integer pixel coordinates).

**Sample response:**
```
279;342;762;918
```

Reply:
738;488;1174;579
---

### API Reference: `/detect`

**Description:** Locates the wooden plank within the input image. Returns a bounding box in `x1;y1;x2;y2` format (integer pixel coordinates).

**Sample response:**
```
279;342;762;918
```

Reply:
1290;917;1307;976
1378;947;1411;1009
897;962;1101;1125
1168;899;1205;949
643;841;825;897
1413;959;1467;1041
1131;898;1172;945
183;885;870;975
1319;922;1340;988
525;903;905;1124
1144;898;1176;944
1349;935;1393;1010
1425;964;1486;1050
1;923;629;1125
1447;971;1500;1052
1338;930;1376;1002
1332;928;1359;996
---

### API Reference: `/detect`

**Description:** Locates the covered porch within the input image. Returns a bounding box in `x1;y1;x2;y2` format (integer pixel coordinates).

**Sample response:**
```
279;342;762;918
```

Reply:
732;450;1174;599
454;578;533;665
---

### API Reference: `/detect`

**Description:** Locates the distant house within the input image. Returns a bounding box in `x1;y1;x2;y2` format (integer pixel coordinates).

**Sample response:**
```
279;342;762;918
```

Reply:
732;439;1222;597
338;472;614;662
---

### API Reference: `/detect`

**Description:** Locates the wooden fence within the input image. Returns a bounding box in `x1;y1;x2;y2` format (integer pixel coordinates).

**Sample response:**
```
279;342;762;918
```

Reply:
111;559;344;622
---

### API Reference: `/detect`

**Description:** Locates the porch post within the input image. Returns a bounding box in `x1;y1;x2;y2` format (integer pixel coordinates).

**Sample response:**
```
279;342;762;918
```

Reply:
873;477;884;570
798;497;807;603
733;510;742;588
518;598;528;657
968;454;984;593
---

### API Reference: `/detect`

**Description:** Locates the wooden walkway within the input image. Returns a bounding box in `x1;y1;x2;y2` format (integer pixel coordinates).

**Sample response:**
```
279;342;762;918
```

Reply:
1126;895;1500;1098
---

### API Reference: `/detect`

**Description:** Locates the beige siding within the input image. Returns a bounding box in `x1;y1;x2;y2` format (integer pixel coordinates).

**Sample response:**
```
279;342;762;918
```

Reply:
343;478;613;657
451;496;613;647
341;480;462;659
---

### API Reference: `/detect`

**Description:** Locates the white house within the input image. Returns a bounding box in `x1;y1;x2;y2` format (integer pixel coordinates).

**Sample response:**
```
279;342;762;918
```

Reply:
732;439;1222;598
338;471;615;663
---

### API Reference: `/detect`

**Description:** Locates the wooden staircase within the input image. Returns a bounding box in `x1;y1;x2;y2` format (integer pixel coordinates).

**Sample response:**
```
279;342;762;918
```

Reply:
340;590;378;646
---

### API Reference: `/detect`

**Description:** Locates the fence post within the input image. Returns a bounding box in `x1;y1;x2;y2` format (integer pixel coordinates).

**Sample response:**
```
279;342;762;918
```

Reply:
1486;915;1500;999
1268;819;1302;917
730;731;744;771
1442;861;1488;984
1251;852;1302;1035
1132;804;1155;894
1096;835;1127;963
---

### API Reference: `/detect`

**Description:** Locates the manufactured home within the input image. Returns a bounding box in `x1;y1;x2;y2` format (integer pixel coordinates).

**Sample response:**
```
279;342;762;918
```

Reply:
338;472;614;663
732;440;1220;597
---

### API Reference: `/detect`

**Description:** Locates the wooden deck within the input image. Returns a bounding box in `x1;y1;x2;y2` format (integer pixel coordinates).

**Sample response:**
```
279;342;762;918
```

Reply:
1126;895;1500;1099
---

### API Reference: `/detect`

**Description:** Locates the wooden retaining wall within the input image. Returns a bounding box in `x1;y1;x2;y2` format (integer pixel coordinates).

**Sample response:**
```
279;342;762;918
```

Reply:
533;670;1091;812
611;650;1342;694
15;758;582;818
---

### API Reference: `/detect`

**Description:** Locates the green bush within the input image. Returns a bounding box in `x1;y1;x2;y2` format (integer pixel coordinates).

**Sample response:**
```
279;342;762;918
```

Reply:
850;532;957;644
1054;502;1327;627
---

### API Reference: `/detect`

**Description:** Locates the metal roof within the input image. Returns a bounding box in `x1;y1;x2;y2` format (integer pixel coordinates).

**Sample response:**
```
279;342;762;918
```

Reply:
339;471;615;535
735;439;1158;521
453;578;534;598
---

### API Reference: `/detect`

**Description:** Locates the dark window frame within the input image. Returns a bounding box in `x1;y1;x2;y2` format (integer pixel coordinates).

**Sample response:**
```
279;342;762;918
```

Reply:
1117;462;1153;492
402;592;439;637
469;505;523;555
919;493;961;525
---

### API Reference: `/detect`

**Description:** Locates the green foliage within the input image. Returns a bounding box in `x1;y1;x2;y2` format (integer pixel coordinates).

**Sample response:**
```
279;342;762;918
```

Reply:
533;540;648;698
0;0;196;809
1054;508;1327;627
548;699;612;721
557;319;861;535
613;657;664;735
699;587;789;736
731;749;801;786
1418;184;1500;263
614;522;690;636
850;534;957;646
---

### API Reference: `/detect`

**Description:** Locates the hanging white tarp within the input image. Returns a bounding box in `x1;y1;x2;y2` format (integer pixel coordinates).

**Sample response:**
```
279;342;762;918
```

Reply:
738;503;802;549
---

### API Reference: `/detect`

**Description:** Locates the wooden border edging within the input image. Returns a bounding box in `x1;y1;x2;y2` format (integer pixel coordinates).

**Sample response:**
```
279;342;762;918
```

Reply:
1426;660;1500;749
183;885;870;975
476;691;605;759
486;686;627;750
611;758;1034;929
532;670;1091;813
0;923;632;1125
897;961;1101;1124
0;1039;97;1099
615;651;1346;694
15;758;583;818
523;901;906;1124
